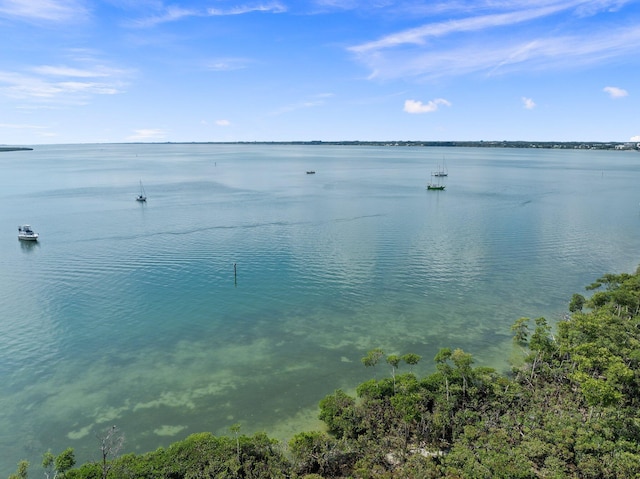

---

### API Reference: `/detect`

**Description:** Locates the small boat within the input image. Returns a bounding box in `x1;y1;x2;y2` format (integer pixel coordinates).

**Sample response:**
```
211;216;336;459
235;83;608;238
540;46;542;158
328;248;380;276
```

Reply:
427;173;445;191
433;157;448;177
136;180;147;202
306;171;316;175
18;225;39;241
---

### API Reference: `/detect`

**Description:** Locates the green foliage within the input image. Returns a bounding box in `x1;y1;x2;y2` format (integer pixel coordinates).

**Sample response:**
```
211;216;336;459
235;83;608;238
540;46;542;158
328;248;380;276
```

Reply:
362;348;422;376
584;271;640;317
19;266;640;479
288;431;351;477
528;317;555;357
42;448;76;479
42;451;55;479
361;348;385;368
569;293;586;312
444;427;534;478
511;317;530;345
8;461;28;479
402;353;421;372
386;354;401;369
318;389;357;438
55;448;76;477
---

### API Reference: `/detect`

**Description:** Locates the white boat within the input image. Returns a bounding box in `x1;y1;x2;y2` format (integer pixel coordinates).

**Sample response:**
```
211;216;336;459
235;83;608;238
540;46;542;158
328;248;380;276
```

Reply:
433;157;448;177
18;225;39;241
136;180;147;202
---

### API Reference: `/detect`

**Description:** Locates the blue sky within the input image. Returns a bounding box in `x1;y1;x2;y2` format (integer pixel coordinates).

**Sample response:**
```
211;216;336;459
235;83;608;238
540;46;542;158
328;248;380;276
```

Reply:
0;0;639;144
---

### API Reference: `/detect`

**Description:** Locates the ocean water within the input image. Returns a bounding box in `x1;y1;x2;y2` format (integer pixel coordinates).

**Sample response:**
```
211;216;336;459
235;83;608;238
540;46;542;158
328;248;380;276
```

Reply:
1;144;639;474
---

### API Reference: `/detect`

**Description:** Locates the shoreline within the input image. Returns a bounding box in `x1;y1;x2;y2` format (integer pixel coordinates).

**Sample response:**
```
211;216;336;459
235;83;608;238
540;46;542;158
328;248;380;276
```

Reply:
2;141;639;151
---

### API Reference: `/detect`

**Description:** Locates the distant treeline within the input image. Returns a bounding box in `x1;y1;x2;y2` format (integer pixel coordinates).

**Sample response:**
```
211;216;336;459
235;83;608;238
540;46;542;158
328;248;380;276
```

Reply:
10;266;640;478
155;140;639;150
4;142;639;150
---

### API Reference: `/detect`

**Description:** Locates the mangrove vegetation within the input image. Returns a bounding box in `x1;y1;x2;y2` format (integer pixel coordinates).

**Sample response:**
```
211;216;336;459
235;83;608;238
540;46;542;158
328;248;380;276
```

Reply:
9;267;640;478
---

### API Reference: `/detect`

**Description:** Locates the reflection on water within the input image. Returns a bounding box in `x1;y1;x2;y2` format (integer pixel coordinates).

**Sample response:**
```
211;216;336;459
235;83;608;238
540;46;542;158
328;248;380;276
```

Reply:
19;240;40;252
0;144;639;475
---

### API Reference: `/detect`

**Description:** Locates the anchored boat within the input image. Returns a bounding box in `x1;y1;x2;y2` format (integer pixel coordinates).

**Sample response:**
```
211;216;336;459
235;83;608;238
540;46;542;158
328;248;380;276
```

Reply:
136;180;147;202
427;173;445;191
18;225;39;241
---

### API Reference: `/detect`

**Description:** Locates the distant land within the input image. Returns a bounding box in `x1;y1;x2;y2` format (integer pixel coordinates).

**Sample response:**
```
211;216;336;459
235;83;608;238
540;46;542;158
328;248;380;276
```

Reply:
144;140;640;150
2;142;640;150
0;147;33;152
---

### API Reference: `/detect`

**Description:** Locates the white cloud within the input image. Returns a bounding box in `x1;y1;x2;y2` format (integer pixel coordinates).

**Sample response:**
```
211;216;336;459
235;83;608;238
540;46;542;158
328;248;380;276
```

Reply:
270;93;334;115
0;71;56;99
353;26;640;80
31;65;114;78
404;98;451;113
603;86;628;98
0;0;88;22
0;122;47;129
0;57;129;105
348;2;640;80
205;58;253;72
314;0;635;18
127;129;166;141
630;135;640;142
0;73;123;102
522;97;536;109
130;2;286;27
207;3;287;16
350;4;572;54
216;120;231;126
127;6;198;28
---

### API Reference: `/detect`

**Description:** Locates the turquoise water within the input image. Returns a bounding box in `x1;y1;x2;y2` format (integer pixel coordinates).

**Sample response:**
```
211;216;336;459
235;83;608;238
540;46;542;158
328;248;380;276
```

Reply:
1;144;639;473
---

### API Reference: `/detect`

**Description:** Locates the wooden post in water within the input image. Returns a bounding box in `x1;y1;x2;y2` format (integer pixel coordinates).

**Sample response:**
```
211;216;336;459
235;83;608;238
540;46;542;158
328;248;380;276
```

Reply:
234;263;237;286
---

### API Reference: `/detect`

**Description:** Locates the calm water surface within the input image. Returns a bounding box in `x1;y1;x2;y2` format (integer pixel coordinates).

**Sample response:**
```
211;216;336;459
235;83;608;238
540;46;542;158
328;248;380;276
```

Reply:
1;144;639;473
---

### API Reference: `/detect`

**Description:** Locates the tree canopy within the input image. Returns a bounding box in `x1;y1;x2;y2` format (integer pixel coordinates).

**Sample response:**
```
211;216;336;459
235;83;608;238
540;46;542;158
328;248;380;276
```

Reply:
9;266;640;478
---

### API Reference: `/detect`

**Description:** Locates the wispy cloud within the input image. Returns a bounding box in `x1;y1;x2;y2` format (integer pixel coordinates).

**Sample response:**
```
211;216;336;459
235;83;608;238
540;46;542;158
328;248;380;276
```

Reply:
0;58;129;105
130;2;286;27
311;0;362;9
205;58;254;72
207;2;286;16
348;1;640;80
0;122;48;129
126;6;199;28
355;26;640;80
216;119;231;126
350;4;572;54
127;129;166;141
322;0;636;17
270;93;334;115
404;98;451;113
603;86;628;98
0;0;88;22
522;97;536;109
31;65;118;78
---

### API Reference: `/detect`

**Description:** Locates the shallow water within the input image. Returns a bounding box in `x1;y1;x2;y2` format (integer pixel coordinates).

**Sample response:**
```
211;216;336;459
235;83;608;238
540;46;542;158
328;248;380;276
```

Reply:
1;144;639;473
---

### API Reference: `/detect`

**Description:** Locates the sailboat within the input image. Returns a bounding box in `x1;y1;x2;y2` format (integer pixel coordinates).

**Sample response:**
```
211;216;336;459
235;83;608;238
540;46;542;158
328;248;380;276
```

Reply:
433;157;448;177
427;173;445;191
136;180;147;202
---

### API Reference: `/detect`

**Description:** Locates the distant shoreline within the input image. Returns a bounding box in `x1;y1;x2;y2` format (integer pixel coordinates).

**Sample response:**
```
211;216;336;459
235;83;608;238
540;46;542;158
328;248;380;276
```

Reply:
125;140;640;150
0;147;33;152
2;142;639;151
241;140;640;150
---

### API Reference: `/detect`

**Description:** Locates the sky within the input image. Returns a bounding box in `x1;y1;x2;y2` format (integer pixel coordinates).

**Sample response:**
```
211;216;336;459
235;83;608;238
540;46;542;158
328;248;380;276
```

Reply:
0;0;639;144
